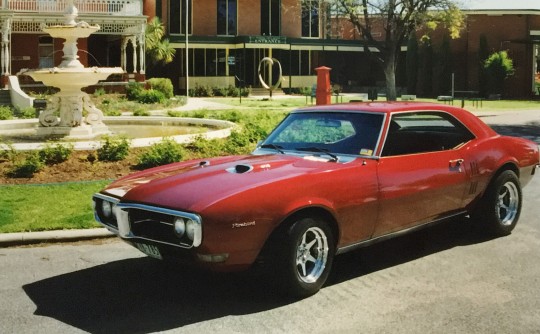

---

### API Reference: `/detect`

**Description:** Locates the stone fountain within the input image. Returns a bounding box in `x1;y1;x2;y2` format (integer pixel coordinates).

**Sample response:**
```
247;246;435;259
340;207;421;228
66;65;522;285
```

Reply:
22;0;123;139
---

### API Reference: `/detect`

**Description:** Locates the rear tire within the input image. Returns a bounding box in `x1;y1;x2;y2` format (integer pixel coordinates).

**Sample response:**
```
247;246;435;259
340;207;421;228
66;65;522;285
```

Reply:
275;217;335;298
473;170;522;236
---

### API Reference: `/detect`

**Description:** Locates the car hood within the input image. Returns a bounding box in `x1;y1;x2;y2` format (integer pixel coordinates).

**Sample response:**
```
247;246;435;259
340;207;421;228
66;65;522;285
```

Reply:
102;154;340;212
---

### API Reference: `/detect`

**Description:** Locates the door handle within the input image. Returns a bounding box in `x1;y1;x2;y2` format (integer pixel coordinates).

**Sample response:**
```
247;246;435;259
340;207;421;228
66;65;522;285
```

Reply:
449;159;464;172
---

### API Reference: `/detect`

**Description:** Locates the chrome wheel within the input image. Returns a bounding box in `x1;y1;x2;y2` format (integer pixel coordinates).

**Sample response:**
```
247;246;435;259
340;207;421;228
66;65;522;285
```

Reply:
295;227;329;283
472;170;522;236
497;181;520;226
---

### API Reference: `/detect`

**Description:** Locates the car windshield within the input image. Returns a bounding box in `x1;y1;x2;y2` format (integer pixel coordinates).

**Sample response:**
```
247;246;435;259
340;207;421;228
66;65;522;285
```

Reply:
261;111;384;156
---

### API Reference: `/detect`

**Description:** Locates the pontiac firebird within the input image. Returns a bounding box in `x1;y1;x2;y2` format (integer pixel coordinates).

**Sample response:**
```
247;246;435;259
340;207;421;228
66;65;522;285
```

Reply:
93;102;539;297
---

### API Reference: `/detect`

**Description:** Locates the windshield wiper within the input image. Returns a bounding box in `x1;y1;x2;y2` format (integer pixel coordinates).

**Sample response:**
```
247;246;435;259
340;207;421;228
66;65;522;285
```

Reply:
260;144;285;154
296;147;339;162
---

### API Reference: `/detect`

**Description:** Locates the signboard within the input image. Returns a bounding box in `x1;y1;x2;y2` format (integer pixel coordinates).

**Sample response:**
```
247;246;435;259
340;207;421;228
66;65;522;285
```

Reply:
248;36;287;44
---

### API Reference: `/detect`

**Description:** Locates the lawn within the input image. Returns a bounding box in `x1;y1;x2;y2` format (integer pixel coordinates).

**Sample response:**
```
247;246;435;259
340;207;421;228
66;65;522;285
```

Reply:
0;181;108;233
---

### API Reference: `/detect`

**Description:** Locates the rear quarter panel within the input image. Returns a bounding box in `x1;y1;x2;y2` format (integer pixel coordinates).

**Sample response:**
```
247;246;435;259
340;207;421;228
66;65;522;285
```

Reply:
462;135;539;209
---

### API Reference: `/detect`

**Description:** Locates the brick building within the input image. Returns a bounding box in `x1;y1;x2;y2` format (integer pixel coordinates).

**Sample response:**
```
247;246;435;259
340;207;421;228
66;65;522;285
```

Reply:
147;0;540;98
1;1;539;98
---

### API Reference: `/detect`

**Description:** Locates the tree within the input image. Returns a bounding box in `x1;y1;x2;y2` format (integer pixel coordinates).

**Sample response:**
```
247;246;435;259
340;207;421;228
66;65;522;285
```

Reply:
406;34;418;94
436;35;452;96
484;50;515;96
419;38;433;96
330;0;464;100
478;35;489;97
145;17;176;66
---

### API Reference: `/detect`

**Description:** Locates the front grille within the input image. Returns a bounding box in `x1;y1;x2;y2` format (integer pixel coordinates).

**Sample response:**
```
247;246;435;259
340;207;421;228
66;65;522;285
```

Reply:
129;209;181;245
116;202;202;248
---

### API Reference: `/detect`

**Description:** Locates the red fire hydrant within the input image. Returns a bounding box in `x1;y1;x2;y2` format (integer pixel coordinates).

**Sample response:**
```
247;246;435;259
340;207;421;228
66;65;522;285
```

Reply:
315;66;332;105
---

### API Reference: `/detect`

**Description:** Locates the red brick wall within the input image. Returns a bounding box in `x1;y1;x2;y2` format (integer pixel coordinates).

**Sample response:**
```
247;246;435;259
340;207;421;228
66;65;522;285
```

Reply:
238;0;260;35
194;0;217;35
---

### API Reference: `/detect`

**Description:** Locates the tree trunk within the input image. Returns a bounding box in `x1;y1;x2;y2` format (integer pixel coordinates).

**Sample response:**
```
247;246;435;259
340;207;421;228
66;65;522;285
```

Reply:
384;60;397;101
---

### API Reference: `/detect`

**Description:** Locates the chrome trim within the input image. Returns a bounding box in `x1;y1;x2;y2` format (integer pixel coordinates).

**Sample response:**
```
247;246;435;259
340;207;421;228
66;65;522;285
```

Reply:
93;193;120;204
335;211;467;255
92;193;120;233
115;202;202;248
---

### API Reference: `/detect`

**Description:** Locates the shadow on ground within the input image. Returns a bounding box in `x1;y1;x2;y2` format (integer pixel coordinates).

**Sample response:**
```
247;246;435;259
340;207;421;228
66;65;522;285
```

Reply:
489;123;540;144
22;217;495;333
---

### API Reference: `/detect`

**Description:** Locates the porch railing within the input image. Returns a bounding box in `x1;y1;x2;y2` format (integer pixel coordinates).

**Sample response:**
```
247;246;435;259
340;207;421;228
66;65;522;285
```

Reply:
4;0;142;16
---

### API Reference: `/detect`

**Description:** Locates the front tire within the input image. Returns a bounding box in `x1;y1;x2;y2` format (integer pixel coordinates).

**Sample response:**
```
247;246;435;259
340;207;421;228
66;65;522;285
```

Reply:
277;217;335;298
473;170;522;236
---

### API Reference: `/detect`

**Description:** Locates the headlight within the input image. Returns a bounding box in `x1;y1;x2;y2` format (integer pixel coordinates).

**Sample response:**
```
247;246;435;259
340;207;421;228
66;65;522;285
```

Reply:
101;201;113;218
186;219;197;241
174;217;186;238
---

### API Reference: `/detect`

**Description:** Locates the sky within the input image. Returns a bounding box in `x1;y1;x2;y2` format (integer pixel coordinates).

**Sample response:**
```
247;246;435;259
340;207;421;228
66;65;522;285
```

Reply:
461;0;540;10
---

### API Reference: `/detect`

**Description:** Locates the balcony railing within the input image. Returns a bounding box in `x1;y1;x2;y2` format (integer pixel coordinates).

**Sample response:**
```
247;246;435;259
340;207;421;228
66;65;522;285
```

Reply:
4;0;142;16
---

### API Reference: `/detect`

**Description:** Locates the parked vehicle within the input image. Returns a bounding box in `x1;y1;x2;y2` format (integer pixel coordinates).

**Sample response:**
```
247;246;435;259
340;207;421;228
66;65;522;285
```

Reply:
93;102;539;297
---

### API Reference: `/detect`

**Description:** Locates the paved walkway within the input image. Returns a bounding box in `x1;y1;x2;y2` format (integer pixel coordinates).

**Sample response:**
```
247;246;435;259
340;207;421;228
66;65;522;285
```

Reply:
1;103;539;247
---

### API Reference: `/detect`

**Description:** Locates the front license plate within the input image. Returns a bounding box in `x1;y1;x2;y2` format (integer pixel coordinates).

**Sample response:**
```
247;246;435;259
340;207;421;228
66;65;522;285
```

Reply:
135;242;163;260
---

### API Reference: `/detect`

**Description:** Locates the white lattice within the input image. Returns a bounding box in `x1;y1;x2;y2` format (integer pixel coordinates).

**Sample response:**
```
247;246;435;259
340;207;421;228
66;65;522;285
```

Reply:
6;0;142;15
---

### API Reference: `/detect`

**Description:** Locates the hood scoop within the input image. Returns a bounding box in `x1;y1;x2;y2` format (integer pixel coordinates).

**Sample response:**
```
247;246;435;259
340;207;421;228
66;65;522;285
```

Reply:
226;164;253;174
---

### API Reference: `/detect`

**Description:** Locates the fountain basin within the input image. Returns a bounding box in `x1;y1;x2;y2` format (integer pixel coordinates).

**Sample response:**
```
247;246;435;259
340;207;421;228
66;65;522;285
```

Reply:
26;67;123;94
44;25;99;40
0;117;237;151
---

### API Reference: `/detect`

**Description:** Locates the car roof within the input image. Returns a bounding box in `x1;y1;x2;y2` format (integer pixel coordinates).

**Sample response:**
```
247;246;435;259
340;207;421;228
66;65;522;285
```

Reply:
293;102;461;115
293;101;498;139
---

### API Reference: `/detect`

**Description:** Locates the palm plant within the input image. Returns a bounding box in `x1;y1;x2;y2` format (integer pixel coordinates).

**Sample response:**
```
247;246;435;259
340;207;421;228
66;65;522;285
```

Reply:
146;17;176;65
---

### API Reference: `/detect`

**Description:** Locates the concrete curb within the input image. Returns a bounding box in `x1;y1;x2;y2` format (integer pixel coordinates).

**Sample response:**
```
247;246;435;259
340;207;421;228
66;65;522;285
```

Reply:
0;228;114;247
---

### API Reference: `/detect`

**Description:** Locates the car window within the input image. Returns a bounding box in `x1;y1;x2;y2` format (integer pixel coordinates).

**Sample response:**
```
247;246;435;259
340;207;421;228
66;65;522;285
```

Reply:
263;112;384;156
381;112;475;157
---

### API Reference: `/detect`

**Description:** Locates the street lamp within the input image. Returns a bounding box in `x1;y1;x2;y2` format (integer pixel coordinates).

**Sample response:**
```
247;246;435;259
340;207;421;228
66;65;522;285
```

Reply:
185;0;189;97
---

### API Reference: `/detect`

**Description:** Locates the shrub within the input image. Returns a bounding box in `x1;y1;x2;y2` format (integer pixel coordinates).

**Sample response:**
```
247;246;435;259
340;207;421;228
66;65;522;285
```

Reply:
126;82;145;101
484;50;515;95
137;138;185;169
147;78;174;99
0;141;16;162
190;84;214;97
136;89;166;104
97;135;130;161
0;106;13;120
8;152;43;178
93;87;106;97
38;142;73;165
185;135;224;157
102;108;122;116
15;107;37;119
133;107;150;116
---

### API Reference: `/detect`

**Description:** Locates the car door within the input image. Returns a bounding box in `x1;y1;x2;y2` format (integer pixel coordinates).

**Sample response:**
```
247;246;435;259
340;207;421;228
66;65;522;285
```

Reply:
373;111;474;237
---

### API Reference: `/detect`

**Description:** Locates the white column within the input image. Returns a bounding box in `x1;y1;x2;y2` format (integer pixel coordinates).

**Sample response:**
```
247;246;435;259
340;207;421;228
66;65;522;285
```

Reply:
121;37;128;72
131;37;137;73
1;18;11;76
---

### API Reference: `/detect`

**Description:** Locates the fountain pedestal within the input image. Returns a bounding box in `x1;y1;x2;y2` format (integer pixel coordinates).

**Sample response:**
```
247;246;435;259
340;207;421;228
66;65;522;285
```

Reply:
23;0;123;139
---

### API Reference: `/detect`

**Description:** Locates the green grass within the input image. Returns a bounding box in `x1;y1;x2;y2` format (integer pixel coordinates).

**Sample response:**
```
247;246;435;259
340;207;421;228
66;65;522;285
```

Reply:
203;96;540;111
0;181;109;233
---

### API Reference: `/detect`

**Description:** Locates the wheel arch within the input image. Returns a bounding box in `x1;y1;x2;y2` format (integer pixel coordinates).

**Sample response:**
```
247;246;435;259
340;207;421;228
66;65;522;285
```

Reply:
490;162;520;186
279;206;340;247
256;205;340;264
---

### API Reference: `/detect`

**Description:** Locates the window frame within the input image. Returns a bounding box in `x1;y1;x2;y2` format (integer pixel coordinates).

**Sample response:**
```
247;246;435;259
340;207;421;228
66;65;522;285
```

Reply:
381;111;476;157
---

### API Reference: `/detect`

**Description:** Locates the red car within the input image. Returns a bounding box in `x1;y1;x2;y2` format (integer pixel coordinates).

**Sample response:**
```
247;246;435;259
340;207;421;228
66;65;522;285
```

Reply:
93;102;539;297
